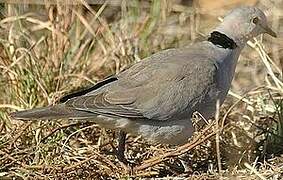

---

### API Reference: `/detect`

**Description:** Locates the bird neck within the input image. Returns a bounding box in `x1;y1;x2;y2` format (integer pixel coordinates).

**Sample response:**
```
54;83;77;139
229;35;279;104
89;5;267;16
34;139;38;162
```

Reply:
206;31;242;81
208;31;238;49
213;23;251;49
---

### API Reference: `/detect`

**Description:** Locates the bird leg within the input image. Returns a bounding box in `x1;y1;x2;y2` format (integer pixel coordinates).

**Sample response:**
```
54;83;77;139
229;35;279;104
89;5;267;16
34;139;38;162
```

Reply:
116;130;127;163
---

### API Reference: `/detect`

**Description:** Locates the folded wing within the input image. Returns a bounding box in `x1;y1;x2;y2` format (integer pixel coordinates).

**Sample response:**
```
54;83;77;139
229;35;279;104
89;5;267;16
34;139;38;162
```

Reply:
65;48;218;121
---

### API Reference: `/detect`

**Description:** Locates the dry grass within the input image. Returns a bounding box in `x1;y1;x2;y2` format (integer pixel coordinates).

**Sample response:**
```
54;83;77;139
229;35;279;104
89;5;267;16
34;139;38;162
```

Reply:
0;0;283;179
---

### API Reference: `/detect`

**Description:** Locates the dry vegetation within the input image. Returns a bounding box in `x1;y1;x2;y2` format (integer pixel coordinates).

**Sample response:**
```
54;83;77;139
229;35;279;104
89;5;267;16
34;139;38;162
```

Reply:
0;0;283;179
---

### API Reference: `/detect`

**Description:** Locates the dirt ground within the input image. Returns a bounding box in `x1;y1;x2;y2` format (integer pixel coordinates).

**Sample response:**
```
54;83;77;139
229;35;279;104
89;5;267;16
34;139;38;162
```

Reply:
0;0;283;179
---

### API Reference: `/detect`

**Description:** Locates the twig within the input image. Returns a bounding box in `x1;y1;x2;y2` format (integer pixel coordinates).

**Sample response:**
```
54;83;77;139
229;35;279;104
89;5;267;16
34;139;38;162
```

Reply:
9;122;33;149
0;149;30;170
244;162;267;180
0;104;24;110
40;122;85;143
215;100;222;174
61;124;98;151
62;150;119;172
222;86;267;129
22;152;120;173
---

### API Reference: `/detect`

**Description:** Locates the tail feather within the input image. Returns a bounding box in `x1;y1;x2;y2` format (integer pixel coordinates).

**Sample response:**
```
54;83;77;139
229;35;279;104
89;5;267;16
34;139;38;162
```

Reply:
10;104;95;120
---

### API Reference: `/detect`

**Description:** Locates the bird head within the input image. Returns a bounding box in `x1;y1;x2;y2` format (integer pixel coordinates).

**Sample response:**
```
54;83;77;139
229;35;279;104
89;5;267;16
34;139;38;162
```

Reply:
215;7;277;48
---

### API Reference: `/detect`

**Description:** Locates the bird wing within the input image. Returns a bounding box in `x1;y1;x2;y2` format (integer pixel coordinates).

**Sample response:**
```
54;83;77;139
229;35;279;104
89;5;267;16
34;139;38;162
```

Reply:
65;47;218;121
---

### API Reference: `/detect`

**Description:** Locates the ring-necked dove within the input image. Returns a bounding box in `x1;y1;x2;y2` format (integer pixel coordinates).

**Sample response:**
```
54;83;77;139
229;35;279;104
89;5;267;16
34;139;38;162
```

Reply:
11;7;276;146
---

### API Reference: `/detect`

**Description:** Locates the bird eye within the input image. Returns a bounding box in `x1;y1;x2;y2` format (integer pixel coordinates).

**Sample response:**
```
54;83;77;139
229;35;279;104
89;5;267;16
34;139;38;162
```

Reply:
252;17;259;24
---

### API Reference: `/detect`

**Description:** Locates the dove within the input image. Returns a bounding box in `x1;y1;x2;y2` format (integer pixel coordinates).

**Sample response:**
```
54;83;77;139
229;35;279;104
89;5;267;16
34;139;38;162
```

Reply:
11;7;276;147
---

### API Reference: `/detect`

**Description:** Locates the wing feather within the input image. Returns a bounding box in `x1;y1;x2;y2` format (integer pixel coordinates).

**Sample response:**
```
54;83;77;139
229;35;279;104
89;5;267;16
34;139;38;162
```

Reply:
64;47;217;121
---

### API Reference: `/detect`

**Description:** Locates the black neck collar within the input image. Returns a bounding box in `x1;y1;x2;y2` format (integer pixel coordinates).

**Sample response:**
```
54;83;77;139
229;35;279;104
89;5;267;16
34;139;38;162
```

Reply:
208;31;237;49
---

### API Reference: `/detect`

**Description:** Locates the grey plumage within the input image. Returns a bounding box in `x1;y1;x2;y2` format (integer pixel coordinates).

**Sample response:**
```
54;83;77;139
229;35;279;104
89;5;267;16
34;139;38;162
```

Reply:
11;7;277;145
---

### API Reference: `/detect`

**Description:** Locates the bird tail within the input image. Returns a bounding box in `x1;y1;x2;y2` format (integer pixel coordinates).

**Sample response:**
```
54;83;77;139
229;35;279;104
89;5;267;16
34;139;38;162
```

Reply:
10;104;95;120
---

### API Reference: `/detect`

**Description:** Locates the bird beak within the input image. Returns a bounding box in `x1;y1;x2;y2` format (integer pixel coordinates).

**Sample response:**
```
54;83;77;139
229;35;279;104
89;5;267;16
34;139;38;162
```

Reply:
263;25;277;37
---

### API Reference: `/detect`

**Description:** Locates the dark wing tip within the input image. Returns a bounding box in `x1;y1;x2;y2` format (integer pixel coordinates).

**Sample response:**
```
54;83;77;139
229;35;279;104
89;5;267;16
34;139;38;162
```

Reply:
59;76;118;103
